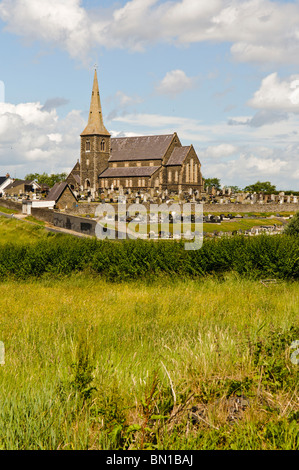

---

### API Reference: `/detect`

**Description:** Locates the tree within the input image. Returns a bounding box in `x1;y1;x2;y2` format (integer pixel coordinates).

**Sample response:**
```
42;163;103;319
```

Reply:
228;185;241;193
243;181;276;194
25;172;67;188
203;178;221;191
284;212;299;236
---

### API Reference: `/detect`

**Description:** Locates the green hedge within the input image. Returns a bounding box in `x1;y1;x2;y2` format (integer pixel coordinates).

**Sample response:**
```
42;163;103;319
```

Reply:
0;234;298;281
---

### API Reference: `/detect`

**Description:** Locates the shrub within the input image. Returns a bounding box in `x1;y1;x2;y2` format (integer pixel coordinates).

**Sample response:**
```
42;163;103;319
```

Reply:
0;233;298;281
284;212;299;236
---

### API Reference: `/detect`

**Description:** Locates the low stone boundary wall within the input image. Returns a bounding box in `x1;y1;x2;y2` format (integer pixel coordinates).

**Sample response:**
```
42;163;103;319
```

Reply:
0;199;22;212
53;212;97;236
67;201;299;215
202;203;299;213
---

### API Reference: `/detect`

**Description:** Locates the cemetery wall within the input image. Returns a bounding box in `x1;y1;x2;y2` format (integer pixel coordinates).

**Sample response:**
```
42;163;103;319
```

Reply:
203;203;299;213
66;201;299;215
53;213;97;236
0;199;22;211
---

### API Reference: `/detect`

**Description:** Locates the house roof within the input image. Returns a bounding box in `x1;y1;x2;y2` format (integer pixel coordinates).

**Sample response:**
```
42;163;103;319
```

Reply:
4;179;32;190
100;166;160;178
0;177;8;186
73;174;80;184
109;134;175;162
166;146;191;166
44;182;77;202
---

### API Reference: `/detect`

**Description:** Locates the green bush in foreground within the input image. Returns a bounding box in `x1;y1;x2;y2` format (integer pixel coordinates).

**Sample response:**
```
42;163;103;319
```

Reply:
0;233;298;280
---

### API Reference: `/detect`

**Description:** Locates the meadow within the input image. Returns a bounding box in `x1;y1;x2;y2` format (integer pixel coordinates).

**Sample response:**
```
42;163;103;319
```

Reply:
0;216;298;450
0;275;298;450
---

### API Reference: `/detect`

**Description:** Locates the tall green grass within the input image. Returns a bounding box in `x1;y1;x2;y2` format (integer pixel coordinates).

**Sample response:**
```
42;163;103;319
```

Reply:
0;275;298;449
0;216;51;245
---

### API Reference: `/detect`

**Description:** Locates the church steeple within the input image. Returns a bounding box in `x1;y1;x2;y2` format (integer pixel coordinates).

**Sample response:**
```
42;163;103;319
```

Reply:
80;68;111;195
81;69;110;137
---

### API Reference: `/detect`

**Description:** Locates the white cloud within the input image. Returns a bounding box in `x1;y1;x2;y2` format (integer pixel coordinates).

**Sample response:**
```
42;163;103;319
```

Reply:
0;101;84;176
228;109;289;127
2;0;299;65
155;70;197;97
198;144;239;159
0;0;91;59
248;72;299;112
202;151;296;190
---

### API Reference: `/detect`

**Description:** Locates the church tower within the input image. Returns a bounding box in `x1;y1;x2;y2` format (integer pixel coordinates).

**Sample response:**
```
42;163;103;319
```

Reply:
80;69;110;196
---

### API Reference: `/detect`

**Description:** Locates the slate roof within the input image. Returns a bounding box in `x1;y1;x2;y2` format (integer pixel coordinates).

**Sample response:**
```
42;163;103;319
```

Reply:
0;177;8;186
166;146;191;166
4;179;32;190
45;182;77;202
73;174;80;184
109;134;174;162
100;166;160;178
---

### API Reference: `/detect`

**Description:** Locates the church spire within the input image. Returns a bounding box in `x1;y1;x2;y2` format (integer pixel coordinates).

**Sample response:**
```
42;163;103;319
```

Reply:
81;68;110;136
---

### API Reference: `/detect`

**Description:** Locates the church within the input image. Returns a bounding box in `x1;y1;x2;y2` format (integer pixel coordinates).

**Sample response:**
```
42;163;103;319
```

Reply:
67;70;203;197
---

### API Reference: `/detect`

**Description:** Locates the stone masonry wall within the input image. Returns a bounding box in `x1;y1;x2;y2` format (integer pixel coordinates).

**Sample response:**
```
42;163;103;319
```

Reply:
202;203;299;213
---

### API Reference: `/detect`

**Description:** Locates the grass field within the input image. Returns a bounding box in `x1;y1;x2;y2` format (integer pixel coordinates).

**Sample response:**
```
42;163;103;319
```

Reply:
0;274;298;450
0;215;298;450
202;218;284;233
0;216;50;244
0;205;19;215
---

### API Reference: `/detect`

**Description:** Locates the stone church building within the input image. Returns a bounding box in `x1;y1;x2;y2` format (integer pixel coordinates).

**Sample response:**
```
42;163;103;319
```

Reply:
67;70;203;196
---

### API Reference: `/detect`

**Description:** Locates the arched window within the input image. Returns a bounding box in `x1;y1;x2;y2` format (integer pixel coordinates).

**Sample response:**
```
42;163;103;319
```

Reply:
85;179;91;189
190;158;194;183
194;164;198;183
175;170;178;183
186;164;189;183
86;141;90;152
101;139;105;151
168;170;172;183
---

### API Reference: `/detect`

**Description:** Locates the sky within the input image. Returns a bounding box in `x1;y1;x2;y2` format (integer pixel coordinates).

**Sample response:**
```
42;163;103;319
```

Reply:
0;0;299;190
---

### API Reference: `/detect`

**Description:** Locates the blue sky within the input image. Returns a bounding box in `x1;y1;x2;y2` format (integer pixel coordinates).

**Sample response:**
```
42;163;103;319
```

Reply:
1;0;299;190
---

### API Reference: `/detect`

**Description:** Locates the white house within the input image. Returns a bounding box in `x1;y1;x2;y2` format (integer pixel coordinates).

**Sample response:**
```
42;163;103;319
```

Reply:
0;175;14;196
